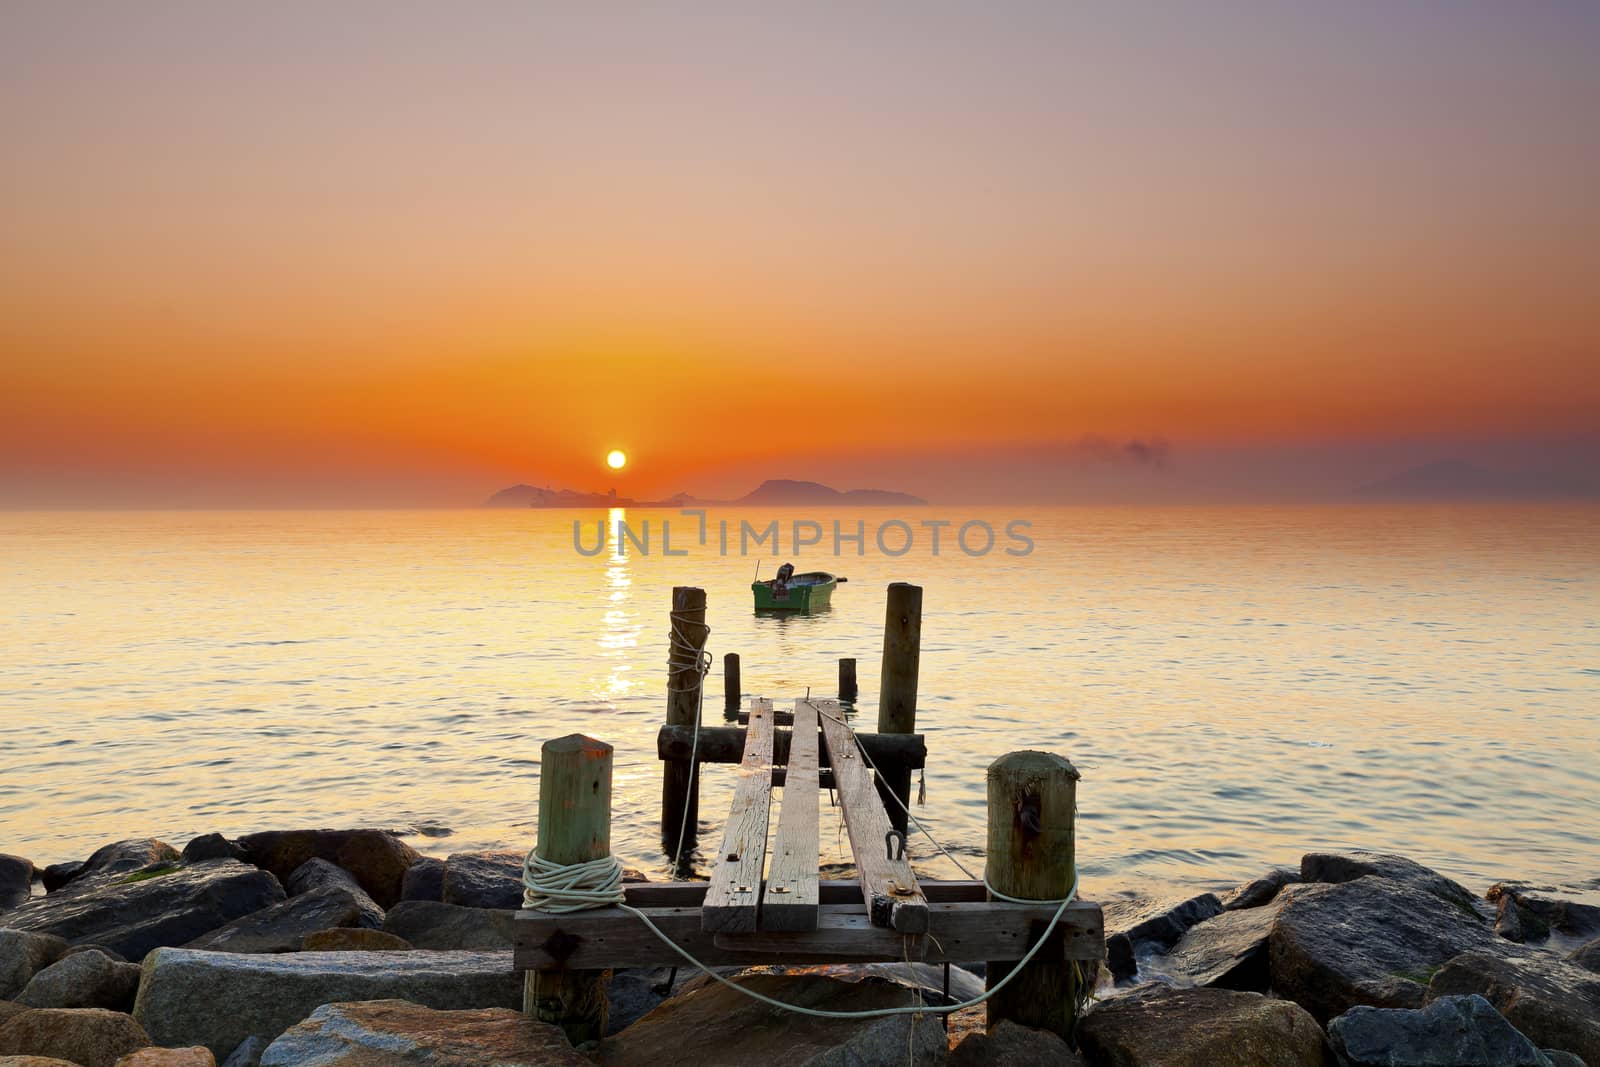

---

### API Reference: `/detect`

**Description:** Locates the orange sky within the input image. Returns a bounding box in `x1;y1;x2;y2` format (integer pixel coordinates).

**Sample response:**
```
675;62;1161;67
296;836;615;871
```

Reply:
2;5;1597;504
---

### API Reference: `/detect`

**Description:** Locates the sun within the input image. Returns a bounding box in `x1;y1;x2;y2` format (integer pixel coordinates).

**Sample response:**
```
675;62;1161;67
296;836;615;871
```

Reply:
605;449;628;471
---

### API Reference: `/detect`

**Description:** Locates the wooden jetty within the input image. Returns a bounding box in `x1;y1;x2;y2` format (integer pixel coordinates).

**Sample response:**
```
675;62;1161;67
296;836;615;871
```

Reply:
516;583;1105;1046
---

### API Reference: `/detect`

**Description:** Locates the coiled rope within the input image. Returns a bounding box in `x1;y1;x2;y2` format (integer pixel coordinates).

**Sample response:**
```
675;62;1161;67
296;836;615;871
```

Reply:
665;610;713;873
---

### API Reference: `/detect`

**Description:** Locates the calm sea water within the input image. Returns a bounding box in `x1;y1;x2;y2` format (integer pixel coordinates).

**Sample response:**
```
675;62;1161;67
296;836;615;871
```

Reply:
2;505;1596;902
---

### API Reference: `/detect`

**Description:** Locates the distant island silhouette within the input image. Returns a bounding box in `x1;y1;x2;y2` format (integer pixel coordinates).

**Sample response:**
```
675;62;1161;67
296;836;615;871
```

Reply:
485;478;926;508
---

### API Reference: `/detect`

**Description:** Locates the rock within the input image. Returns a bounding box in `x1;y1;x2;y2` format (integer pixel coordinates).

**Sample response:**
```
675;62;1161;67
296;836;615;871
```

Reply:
0;861;285;963
39;866;82;895
182;886;364;954
133;948;522;1058
950;1019;1085;1066
1487;884;1600;946
1542;1053;1587;1067
259;1000;587;1066
236;830;418;909
218;1037;264;1067
1328;993;1552;1066
1103;894;1224;982
602;973;949;1066
441;852;525;910
400;858;445;902
114;1049;215;1067
1269;875;1497;1023
1221;868;1298;911
282;859;383;929
15;950;142;1011
1147;902;1279;991
0;1004;31;1029
1495;894;1548;944
1077;984;1327;1067
381;901;517;950
79;843;182;882
0;933;69;1000
0;858;34;912
0;1056;79;1066
179;836;245;865
1301;851;1478;912
1429;949;1600;1063
299;929;412;952
1572;938;1600;974
58;947;127;966
0;1007;151;1067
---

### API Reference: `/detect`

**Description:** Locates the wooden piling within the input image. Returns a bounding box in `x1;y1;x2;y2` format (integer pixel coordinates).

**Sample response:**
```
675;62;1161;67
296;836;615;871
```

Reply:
723;652;741;720
984;750;1082;1042
526;733;614;1044
838;657;857;703
876;582;922;831
662;586;707;855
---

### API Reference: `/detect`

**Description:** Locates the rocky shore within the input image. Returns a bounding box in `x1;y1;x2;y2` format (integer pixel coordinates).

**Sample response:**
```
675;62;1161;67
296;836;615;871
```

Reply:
1;834;1597;1065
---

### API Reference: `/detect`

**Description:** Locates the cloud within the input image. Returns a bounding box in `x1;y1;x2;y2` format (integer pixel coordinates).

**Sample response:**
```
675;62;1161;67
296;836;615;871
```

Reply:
1070;435;1173;469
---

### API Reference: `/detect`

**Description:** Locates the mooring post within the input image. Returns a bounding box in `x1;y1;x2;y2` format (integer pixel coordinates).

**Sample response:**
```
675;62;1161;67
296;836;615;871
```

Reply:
526;733;614;1044
723;652;741;720
838;656;857;704
876;582;922;831
985;750;1082;1041
662;586;708;855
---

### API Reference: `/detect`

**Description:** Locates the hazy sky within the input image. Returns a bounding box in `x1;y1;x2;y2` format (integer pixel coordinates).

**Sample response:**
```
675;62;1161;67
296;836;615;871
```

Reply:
3;3;1597;504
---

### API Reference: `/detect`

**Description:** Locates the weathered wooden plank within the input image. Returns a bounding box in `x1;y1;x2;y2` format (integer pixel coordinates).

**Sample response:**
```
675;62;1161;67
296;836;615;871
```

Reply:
816;700;929;932
762;699;820;930
701;697;776;932
659;724;925;768
621;878;986;909
514;901;1105;969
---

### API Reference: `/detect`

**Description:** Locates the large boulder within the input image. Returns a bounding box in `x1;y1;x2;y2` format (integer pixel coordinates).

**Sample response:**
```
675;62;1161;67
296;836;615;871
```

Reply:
1429;949;1600;1063
1103;894;1224;982
236;830;418;909
400;858;445;902
0;861;285;962
1145;902;1279;991
1328;993;1553;1067
299;929;411;952
1269;875;1497;1022
950;1019;1084;1066
133;948;521;1058
259;1001;587;1066
0;933;69;1000
1572;938;1600;974
282;860;383;929
181;886;364;954
0;857;33;912
114;1050;215;1067
601;973;948;1066
78;843;181;882
0;1007;150;1067
179;836;245;865
381;901;517;950
39;864;83;895
441;852;525;910
1221;868;1298;911
1300;851;1478;913
15;950;141;1011
1487;884;1600;948
1076;985;1327;1067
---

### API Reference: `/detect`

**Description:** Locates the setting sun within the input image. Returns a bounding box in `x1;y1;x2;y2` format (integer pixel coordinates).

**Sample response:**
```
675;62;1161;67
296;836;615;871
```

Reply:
606;449;627;471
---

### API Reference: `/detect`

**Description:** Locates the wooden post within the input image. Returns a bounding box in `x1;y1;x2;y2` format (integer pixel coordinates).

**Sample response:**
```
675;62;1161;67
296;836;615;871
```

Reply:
838;657;857;704
526;734;614;1045
723;652;741;720
876;582;921;831
662;586;708;856
985;750;1082;1042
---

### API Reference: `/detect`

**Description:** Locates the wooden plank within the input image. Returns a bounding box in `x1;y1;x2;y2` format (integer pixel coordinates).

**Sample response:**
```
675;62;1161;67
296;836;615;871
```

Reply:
621;878;987;909
816;699;930;932
701;698;776;932
658;724;925;769
762;699;820;930
514;900;1105;970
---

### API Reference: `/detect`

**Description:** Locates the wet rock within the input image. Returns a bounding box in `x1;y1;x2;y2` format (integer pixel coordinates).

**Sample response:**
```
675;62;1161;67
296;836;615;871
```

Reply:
950;1019;1084;1066
1;934;70;1002
15;950;141;1012
1328;993;1551;1066
39;865;82;895
0;857;34;912
441;852;525;910
602;973;948;1066
1148;901;1279;991
1495;894;1549;944
1486;884;1600;947
1429;949;1600;1063
400;858;445;902
181;886;364;954
381;901;517;950
1221;868;1298;911
80;843;181;881
236;830;418;909
0;860;285;963
133;947;521;1058
0;1007;151;1067
179;836;245;865
1077;984;1327;1067
299;928;412;952
259;1000;587;1066
1301;851;1478;912
1269;875;1497;1023
114;1049;215;1067
282;859;382;929
218;1037;265;1067
1103;894;1224;982
1572;938;1600;974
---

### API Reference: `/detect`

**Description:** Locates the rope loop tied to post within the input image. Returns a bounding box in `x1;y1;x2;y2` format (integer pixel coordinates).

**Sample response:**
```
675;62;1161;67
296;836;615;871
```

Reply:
522;851;626;913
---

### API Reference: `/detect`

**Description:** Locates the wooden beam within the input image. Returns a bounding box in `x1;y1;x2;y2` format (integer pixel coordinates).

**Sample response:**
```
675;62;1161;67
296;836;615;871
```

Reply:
620;878;986;909
658;724;925;769
514;900;1105;970
701;698;776;932
762;699;820;931
816;700;929;933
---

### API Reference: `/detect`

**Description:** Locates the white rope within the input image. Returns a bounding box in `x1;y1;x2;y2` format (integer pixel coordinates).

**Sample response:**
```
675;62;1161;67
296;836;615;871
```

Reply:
666;613;713;871
522;852;625;912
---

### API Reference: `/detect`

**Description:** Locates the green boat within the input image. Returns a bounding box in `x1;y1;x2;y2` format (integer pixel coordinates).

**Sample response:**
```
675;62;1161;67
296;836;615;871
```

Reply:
752;564;845;612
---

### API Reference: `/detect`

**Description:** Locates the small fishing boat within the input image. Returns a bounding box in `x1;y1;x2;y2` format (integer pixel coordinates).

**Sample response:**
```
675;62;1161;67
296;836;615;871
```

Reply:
752;563;845;612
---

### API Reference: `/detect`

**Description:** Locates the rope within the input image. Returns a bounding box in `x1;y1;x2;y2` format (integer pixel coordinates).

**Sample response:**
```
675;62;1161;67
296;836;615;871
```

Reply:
666;611;713;872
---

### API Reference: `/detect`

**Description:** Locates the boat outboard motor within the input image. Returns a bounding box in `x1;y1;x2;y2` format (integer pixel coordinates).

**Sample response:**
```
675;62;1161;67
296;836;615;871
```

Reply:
774;562;795;597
